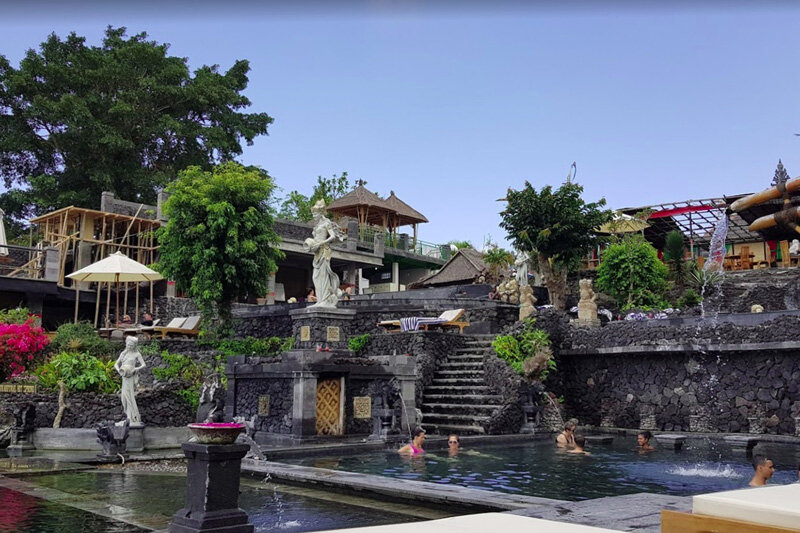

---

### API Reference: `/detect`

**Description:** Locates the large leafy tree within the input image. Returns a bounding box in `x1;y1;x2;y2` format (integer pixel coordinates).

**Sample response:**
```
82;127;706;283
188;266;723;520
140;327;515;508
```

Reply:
278;172;355;222
500;181;612;309
157;163;284;335
0;27;272;222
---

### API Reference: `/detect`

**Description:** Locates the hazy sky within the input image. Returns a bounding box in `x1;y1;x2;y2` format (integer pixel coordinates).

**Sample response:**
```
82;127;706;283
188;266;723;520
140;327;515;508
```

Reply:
3;2;800;247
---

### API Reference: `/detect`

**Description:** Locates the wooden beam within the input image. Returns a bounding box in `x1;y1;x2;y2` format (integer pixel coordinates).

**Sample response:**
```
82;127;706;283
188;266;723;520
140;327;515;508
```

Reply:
661;510;800;533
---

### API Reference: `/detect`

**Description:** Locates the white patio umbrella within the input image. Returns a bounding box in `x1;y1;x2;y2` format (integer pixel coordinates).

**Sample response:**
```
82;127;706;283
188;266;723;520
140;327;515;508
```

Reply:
0;208;8;256
67;251;163;326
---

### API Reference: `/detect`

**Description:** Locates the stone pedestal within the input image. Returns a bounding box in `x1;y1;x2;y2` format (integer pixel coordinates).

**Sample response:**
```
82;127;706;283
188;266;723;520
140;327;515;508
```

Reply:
689;413;715;433
7;427;35;452
655;434;686;452
747;416;764;434
127;423;145;452
724;435;759;457
794;416;800;437
169;443;252;533
289;307;356;351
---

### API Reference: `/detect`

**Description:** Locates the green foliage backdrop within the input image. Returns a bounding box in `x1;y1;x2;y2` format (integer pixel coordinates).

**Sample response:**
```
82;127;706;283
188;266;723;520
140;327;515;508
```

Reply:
596;235;669;310
157;162;284;334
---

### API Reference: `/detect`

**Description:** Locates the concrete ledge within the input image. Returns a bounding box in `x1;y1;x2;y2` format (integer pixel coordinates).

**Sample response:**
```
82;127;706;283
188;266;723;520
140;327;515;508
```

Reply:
31;426;190;450
563;340;800;356
242;460;564;511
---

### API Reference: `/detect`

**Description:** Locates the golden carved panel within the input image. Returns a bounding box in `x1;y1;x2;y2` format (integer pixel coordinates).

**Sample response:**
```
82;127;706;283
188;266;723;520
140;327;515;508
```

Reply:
326;326;340;342
315;378;342;436
353;396;372;419
300;326;310;342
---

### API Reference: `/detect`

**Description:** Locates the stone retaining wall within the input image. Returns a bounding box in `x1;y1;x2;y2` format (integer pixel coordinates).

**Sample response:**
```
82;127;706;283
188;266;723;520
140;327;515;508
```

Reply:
0;385;194;428
561;346;800;434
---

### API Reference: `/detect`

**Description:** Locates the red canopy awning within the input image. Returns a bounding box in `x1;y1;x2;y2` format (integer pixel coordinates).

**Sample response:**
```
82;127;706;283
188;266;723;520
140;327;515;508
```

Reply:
649;205;715;219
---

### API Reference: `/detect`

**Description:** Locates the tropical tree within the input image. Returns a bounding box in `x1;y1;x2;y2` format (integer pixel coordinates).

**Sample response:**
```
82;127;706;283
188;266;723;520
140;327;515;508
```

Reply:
279;172;354;221
500;181;612;309
447;240;474;250
596;234;669;310
0;27;272;222
157;163;284;335
483;244;514;279
663;230;687;289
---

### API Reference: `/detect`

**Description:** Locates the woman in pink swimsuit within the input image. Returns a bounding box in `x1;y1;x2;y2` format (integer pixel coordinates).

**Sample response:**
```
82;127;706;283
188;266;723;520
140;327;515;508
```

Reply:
398;427;426;455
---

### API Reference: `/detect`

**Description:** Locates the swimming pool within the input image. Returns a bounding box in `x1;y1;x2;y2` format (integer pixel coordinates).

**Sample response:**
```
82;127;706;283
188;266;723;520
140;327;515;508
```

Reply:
2;470;444;532
287;436;800;501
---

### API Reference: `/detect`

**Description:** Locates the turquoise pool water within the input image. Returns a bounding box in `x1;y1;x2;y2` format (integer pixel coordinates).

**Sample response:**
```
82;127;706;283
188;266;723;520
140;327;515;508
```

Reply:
289;437;800;501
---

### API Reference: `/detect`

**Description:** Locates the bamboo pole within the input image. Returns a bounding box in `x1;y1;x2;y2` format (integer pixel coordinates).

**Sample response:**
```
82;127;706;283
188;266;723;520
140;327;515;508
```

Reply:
115;273;120;327
123;281;129;319
135;282;140;324
94;282;102;328
105;280;111;328
73;286;80;323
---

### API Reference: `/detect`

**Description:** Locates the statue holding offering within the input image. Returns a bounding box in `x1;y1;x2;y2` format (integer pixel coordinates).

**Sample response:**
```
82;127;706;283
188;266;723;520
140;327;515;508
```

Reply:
114;336;146;424
304;200;347;308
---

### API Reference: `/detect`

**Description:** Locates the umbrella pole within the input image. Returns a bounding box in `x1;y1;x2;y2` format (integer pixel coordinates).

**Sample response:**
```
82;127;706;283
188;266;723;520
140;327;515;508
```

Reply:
115;274;120;327
105;281;111;328
123;281;129;320
135;283;140;324
94;282;102;328
74;286;80;324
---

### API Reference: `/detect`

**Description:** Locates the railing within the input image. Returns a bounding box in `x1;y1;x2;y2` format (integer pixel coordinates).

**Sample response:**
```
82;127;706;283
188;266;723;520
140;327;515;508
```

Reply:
0;244;46;279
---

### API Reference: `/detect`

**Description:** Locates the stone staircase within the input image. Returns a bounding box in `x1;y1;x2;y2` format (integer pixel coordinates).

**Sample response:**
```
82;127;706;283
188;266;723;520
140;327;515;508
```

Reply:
421;335;502;435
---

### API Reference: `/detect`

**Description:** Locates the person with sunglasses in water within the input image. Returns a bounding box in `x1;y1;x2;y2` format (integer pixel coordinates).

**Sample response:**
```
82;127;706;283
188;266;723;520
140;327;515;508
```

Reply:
447;434;460;456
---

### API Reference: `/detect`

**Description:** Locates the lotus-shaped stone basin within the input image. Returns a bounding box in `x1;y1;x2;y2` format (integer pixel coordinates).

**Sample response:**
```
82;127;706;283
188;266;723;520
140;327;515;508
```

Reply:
188;422;245;445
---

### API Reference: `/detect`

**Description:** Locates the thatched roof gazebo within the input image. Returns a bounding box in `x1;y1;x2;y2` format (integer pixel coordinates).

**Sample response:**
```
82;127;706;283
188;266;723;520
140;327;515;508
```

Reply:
384;190;428;246
326;183;396;231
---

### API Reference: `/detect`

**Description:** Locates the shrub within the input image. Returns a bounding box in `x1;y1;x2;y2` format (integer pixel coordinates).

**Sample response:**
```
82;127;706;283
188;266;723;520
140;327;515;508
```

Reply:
348;333;370;355
663;230;687;289
596;235;669;310
209;336;293;358
678;288;702;308
35;351;119;393
0;307;34;325
49;322;113;358
0;319;50;380
492;319;554;381
151;351;210;410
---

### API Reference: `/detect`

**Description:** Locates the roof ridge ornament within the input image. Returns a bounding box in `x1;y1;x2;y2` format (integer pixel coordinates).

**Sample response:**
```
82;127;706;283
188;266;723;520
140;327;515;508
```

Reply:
772;159;790;187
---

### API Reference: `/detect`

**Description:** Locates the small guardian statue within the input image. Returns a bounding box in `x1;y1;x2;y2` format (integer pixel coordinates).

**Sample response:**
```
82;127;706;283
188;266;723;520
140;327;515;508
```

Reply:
576;278;601;327
304;200;347;308
114;336;146;424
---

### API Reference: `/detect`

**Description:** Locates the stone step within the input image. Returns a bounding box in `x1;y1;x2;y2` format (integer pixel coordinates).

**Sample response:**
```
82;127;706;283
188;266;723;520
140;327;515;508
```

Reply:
438;362;484;370
436;369;484;377
422;403;501;415
422;422;486;435
422;394;502;403
463;340;494;346
424;385;492;394
430;377;486;386
422;413;491;425
446;354;485;361
455;347;494;354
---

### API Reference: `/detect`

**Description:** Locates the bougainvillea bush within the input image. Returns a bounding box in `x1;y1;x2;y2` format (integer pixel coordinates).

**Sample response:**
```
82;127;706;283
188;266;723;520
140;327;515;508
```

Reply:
0;319;50;381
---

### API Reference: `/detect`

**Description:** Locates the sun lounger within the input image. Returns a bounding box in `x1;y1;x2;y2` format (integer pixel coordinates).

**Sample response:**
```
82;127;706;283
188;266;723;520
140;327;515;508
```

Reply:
662;484;800;532
377;309;470;334
154;315;202;339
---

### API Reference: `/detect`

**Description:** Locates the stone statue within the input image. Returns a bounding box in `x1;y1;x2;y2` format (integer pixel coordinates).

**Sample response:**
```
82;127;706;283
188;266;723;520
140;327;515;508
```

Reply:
304;200;347;308
96;419;130;458
576;278;600;327
114;336;146;424
196;374;225;423
514;251;530;287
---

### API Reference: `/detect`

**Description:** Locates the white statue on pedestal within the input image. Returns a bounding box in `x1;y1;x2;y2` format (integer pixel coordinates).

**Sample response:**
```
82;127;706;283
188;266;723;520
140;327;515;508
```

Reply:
514;250;530;287
304;200;347;308
114;336;146;424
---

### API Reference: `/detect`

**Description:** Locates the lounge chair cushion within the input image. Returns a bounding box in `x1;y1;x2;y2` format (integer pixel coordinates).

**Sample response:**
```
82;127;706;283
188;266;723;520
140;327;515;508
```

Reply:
692;484;800;530
181;315;202;331
438;309;465;322
163;317;185;329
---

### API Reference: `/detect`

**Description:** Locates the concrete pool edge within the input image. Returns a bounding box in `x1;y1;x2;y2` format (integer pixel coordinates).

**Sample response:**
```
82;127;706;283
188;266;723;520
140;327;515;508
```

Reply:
241;459;567;512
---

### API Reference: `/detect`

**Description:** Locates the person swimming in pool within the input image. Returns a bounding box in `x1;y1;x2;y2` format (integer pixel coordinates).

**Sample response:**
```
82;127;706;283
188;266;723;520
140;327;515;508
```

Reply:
447;434;460;456
398;427;426;455
748;455;774;487
556;420;576;448
635;430;655;453
567;434;591;455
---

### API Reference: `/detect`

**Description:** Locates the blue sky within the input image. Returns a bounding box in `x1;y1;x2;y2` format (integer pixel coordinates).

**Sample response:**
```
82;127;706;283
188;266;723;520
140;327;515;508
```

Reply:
3;2;800;247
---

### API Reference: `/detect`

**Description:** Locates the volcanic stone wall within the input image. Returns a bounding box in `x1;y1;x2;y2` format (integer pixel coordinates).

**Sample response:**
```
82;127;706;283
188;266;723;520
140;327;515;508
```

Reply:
561;316;800;435
0;386;194;428
233;377;294;434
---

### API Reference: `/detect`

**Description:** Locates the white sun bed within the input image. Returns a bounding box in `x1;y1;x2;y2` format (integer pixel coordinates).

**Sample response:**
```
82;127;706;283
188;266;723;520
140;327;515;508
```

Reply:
662;483;800;532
